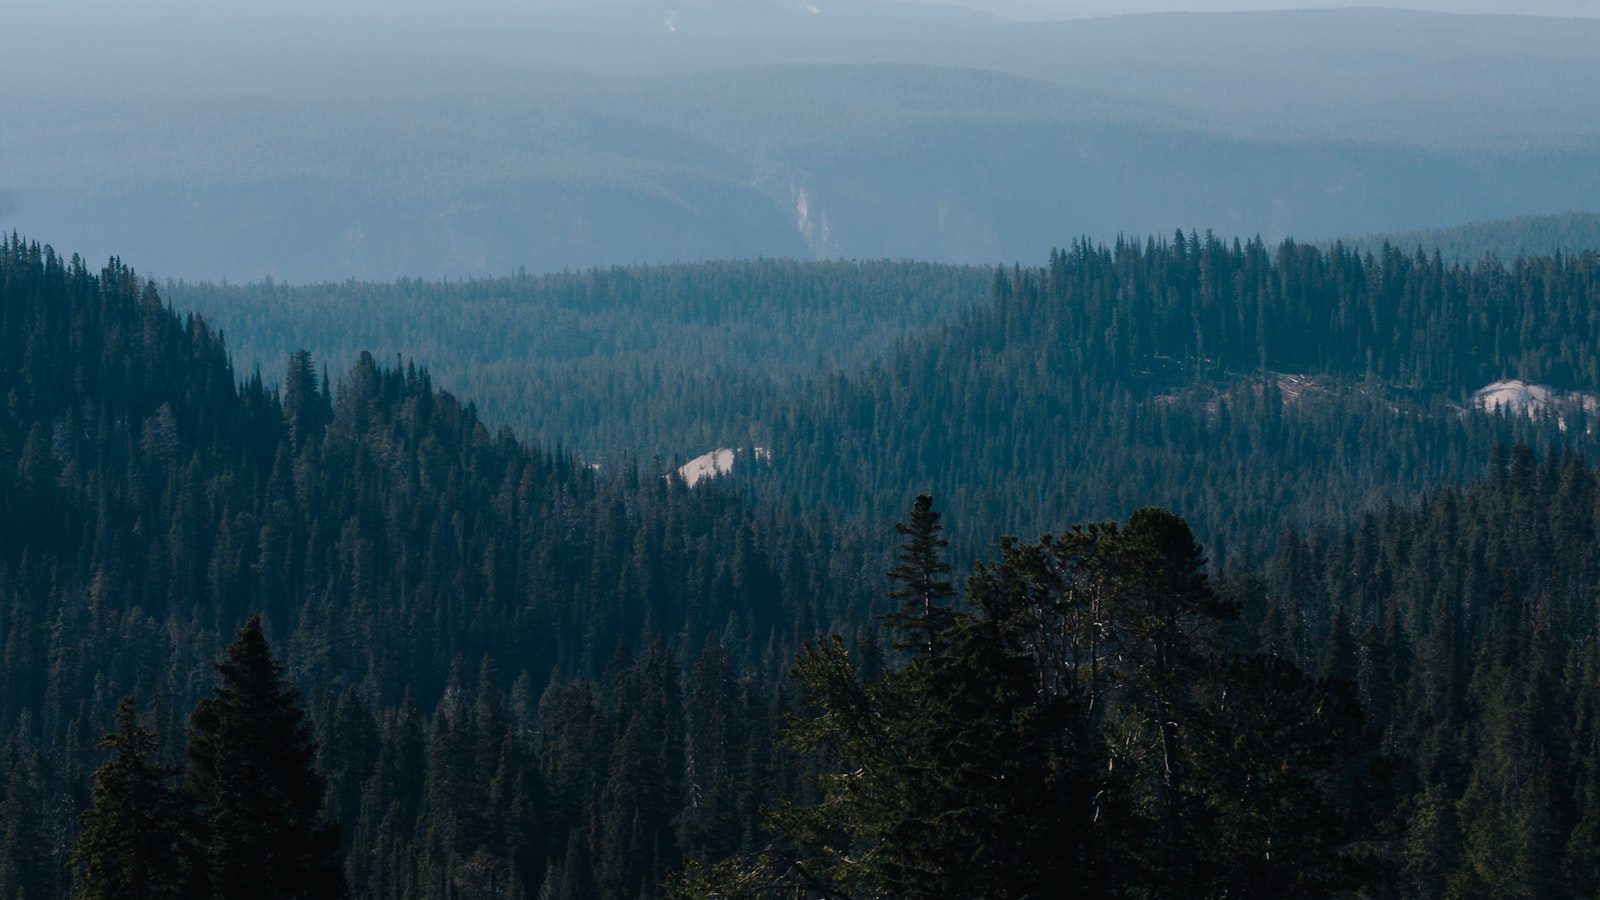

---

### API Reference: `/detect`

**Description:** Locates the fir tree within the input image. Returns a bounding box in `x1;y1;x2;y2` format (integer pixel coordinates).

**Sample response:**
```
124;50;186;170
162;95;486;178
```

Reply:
882;495;956;656
187;615;346;899
72;695;194;900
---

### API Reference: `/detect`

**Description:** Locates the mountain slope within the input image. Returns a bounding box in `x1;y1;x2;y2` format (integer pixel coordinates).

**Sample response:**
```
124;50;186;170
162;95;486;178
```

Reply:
164;258;992;458
1344;211;1600;262
751;237;1600;564
0;235;884;892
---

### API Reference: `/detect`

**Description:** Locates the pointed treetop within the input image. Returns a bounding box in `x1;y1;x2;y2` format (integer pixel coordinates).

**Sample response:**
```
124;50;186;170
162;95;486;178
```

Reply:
883;494;958;656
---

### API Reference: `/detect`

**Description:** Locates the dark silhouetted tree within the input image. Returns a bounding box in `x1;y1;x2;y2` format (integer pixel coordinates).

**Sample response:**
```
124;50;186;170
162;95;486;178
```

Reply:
72;695;195;899
187;615;346;899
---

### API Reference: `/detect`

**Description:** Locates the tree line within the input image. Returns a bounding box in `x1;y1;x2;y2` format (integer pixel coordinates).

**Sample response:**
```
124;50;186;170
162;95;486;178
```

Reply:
754;234;1600;566
10;231;1600;896
173;233;1600;571
165;259;989;462
0;235;874;897
74;615;341;899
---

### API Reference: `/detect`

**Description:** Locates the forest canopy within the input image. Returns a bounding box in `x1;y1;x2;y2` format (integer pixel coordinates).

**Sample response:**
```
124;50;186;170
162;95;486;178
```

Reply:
4;230;1600;897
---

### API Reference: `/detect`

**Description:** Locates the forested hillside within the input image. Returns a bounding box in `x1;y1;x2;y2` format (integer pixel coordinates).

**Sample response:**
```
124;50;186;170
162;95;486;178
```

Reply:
11;0;1600;895
1254;446;1600;897
169;236;1600;569
12;232;1600;897
166;260;989;459
755;236;1600;564
1346;211;1600;263
0;236;889;896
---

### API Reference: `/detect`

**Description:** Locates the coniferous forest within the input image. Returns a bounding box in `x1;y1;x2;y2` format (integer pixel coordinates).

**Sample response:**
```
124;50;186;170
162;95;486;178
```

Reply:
5;225;1600;898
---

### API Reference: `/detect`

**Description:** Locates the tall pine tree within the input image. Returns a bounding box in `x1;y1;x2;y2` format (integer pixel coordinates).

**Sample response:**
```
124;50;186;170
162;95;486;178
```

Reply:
882;495;956;657
187;615;346;899
72;695;194;900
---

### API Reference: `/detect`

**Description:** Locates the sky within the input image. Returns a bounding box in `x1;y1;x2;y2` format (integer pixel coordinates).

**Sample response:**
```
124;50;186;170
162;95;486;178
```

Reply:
17;0;1600;16
956;0;1600;16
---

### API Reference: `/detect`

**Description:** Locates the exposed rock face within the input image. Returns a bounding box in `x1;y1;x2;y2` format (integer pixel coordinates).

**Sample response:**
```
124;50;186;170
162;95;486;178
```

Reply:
676;446;772;486
1473;379;1600;431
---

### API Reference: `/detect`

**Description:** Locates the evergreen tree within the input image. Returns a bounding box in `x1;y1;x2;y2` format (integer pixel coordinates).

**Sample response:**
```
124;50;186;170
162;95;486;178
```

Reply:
72;696;194;900
187;615;346;899
16;231;1600;898
882;495;956;657
677;507;1389;899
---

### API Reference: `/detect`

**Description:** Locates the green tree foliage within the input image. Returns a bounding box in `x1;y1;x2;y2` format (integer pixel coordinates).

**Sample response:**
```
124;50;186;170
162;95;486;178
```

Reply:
186;615;345;899
0;726;60;900
1347;211;1600;264
881;494;957;656
0;235;876;896
753;237;1600;568
72;696;193;900
167;261;990;461
677;503;1390;898
11;232;1600;897
1253;446;1600;898
172;236;1600;576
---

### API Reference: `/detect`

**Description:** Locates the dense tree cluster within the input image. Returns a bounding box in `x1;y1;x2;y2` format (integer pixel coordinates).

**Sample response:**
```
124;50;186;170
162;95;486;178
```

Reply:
757;234;1600;564
677;502;1390;899
76;616;342;899
1347;211;1600;265
0;236;876;897
179;234;1600;569
1254;444;1600;897
8;230;1600;897
166;260;989;460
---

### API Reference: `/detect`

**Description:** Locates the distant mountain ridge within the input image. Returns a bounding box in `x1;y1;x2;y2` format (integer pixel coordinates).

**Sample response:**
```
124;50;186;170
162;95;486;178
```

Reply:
6;8;1600;279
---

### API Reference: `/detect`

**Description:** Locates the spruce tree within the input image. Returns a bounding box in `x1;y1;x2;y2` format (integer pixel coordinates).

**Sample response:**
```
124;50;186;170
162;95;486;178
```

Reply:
72;695;194;900
187;615;346;899
883;495;957;656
